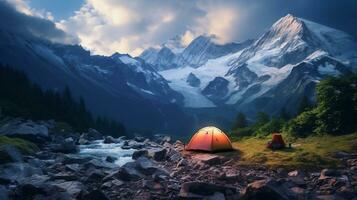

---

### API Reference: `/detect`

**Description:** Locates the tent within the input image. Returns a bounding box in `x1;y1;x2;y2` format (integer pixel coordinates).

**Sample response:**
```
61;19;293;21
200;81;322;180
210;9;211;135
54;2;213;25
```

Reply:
186;126;233;152
267;133;286;150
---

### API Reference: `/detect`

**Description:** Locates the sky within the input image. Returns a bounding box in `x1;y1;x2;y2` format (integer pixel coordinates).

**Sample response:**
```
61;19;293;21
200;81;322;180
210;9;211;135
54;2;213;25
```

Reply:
5;0;357;56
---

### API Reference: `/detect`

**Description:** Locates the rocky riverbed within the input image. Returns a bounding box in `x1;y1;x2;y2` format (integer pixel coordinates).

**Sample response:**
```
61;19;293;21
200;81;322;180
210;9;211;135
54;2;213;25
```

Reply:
0;118;357;199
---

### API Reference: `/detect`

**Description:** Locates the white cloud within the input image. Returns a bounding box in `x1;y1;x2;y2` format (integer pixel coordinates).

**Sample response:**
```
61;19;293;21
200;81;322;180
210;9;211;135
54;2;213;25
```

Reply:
56;0;253;56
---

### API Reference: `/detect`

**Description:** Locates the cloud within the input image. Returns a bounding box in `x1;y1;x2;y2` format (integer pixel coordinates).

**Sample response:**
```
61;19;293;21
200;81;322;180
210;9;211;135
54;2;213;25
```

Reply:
0;0;78;44
16;0;357;56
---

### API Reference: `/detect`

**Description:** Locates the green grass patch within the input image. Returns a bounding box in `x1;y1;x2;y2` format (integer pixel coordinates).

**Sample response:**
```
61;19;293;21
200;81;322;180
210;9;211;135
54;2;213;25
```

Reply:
0;136;39;163
232;133;357;169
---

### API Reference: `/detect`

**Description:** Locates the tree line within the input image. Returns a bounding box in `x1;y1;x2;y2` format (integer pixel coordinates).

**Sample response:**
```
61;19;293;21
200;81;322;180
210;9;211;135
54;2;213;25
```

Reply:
231;74;357;138
0;64;126;137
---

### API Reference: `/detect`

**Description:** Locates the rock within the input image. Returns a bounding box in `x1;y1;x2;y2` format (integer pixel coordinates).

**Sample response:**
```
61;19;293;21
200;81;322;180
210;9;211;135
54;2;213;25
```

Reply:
0;145;23;163
81;189;109;200
0;163;43;183
62;154;92;164
52;172;78;181
85;170;105;183
319;169;341;180
116;166;143;181
0;119;49;143
316;195;346;200
86;128;103;140
192;154;222;165
65;164;82;172
135;157;168;177
288;170;305;177
173;140;185;151
78;137;89;145
51;137;78;153
241;179;290;200
53;181;84;198
85;159;118;169
106;156;117;163
176;158;188;167
103;136;117;144
134;136;146;142
132;150;148;160
179;181;239;199
150;148;167;161
143;180;163;190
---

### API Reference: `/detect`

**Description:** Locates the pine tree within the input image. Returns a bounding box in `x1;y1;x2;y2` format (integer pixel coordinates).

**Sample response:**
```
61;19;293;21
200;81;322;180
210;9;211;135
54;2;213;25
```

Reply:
233;112;247;130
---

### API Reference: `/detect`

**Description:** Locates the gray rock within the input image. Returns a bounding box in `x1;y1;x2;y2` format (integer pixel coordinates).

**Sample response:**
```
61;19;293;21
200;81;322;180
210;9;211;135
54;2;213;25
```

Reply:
134;136;145;142
116;163;143;181
191;154;222;165
241;179;290;200
177;158;188;167
51;137;78;153
151;148;167;161
80;128;103;141
78;137;89;145
319;169;341;180
0;119;48;142
179;181;239;199
103;136;117;144
53;180;84;198
132;150;148;160
81;189;109;200
105;156;117;163
0;163;43;183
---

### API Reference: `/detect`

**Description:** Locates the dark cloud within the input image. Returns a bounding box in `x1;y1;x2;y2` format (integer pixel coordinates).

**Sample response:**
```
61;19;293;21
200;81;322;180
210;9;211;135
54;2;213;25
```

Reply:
225;0;357;41
0;0;78;44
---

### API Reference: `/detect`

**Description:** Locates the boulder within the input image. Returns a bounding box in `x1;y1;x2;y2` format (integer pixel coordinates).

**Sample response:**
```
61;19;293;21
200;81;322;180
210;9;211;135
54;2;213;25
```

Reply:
51;137;78;153
116;163;143;181
103;136;117;144
319;169;341;180
0;145;24;164
0;163;43;183
81;189;109;200
179;181;239;199
150;148;167;161
192;154;222;165
134;136;146;142
241;179;290;200
105;156;117;163
132;150;148;160
78;137;89;145
0;119;48;143
53;181;84;198
81;128;103;141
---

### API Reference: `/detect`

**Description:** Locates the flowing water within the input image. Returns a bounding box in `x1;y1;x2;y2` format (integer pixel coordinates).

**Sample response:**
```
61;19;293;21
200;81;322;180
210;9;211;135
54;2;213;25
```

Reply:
77;140;135;166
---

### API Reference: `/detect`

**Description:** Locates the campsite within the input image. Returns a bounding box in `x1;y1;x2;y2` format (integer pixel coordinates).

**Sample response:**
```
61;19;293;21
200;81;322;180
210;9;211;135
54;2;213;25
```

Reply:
1;0;357;199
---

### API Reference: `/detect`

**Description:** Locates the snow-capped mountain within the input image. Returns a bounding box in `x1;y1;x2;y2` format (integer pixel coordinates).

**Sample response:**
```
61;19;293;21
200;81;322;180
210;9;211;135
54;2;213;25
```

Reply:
140;35;252;71
159;14;357;118
0;30;192;134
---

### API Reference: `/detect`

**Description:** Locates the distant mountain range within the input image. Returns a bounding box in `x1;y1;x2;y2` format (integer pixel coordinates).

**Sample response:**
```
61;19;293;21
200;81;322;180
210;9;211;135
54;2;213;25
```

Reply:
0;14;356;134
142;14;357;119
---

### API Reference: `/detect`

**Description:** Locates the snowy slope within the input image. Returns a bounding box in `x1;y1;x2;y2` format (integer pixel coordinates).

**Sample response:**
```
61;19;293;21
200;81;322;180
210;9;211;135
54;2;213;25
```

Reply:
160;14;357;118
140;35;252;71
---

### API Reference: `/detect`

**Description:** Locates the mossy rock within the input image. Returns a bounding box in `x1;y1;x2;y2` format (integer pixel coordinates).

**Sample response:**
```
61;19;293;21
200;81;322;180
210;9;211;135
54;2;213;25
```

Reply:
0;136;39;163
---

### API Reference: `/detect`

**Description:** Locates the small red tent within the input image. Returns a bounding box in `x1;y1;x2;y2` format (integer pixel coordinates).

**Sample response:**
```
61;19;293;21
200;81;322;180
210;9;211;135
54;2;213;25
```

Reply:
186;126;233;152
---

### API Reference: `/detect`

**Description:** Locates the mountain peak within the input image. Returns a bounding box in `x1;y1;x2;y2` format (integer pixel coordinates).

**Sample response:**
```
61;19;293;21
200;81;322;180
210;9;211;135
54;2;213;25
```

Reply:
271;13;306;38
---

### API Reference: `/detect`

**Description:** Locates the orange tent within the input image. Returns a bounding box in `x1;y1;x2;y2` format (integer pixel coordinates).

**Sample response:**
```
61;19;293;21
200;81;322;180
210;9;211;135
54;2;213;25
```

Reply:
186;126;233;152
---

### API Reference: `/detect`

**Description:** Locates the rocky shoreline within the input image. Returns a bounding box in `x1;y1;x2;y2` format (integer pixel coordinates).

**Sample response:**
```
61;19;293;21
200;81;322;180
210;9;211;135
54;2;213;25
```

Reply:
0;118;357;199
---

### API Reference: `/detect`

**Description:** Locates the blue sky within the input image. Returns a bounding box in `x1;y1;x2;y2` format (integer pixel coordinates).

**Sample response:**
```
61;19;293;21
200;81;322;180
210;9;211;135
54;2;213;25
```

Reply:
29;0;84;20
